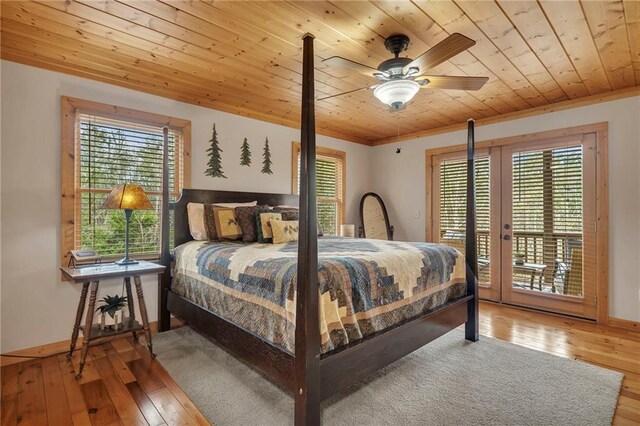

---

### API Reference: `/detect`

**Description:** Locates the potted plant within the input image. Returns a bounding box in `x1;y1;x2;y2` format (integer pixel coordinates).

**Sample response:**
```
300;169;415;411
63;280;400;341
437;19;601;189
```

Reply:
514;252;526;265
96;294;128;331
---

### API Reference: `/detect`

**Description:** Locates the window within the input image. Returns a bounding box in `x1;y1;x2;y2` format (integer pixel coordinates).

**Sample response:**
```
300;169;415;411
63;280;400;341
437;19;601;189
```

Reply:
292;143;346;236
61;97;191;266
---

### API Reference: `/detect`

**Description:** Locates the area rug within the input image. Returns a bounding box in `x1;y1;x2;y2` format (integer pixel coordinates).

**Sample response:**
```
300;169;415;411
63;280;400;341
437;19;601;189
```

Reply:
154;327;622;426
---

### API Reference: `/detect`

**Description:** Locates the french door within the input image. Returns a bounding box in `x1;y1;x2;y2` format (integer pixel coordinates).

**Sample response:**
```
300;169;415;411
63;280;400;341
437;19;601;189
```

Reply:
429;132;599;319
431;148;501;302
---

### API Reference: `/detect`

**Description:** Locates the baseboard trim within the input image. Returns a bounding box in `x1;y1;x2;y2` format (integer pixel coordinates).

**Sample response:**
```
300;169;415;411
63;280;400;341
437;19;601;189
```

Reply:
480;299;597;324
608;317;640;332
1;318;182;367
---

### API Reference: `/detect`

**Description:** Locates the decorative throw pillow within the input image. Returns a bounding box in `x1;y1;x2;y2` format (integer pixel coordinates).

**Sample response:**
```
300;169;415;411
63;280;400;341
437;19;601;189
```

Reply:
235;205;269;243
274;207;324;236
270;219;299;244
187;201;257;241
256;212;282;243
187;202;218;241
213;208;242;240
275;207;299;220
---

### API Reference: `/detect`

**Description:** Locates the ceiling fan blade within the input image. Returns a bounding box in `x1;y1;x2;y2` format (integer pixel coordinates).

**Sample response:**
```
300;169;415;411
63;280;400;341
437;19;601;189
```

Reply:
322;56;379;77
403;33;476;75
317;85;377;101
418;75;489;91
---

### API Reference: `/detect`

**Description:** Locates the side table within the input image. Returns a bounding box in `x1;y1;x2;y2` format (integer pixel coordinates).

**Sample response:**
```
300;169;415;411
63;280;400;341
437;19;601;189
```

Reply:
60;260;165;379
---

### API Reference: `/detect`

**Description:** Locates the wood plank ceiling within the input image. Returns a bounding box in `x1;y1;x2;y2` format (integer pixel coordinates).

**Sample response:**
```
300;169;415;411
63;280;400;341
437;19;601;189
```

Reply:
1;0;639;145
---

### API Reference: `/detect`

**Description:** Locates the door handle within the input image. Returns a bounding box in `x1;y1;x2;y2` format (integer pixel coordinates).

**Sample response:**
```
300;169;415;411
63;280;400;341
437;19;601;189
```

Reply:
503;235;511;241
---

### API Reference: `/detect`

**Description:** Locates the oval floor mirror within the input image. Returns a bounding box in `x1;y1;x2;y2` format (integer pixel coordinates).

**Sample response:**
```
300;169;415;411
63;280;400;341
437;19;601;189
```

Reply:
359;192;394;240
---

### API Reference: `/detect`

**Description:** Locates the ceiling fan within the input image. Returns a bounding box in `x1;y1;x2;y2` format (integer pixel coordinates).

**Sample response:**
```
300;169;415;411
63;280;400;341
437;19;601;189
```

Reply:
319;33;489;111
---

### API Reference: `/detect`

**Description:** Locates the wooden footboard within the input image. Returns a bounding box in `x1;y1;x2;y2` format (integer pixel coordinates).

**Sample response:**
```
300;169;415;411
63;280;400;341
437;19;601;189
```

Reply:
167;289;472;403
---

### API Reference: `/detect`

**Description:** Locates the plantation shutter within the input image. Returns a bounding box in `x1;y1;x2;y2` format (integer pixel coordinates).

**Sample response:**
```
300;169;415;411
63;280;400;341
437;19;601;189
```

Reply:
76;113;184;258
511;145;583;295
317;155;343;236
438;156;491;285
296;152;344;235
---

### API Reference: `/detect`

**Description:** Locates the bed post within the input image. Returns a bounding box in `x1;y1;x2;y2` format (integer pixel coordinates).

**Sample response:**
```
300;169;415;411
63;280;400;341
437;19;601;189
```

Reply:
158;126;171;332
295;33;321;426
465;119;479;342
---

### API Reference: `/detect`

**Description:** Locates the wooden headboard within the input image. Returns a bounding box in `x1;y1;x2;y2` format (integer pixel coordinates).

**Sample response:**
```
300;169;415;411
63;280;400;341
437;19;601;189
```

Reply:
172;189;299;248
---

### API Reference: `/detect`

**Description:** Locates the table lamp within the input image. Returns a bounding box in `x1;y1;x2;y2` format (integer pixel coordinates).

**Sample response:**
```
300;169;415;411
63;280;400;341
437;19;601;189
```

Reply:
101;183;153;265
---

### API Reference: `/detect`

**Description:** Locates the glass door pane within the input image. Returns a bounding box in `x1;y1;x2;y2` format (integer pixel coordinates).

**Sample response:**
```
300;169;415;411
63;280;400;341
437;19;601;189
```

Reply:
501;134;597;319
511;146;583;295
432;149;501;301
439;157;491;285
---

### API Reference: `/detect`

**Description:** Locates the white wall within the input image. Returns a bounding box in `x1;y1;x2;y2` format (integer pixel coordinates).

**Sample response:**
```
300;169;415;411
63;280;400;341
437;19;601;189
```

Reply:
0;61;371;353
370;95;640;322
1;58;638;352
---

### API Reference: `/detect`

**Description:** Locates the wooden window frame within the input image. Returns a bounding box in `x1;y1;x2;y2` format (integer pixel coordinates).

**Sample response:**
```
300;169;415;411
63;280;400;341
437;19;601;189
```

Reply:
61;96;192;267
425;122;608;323
291;142;346;234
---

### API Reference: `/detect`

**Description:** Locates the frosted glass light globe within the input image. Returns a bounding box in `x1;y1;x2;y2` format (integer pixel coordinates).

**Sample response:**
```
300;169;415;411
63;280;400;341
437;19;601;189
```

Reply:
373;80;420;110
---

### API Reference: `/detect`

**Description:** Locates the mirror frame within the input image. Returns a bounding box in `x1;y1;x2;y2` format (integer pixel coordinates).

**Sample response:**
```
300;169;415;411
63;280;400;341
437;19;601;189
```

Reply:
359;192;394;240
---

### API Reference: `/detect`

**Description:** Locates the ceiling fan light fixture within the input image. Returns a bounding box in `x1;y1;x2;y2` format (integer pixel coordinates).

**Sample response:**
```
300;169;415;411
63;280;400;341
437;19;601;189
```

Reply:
373;80;420;110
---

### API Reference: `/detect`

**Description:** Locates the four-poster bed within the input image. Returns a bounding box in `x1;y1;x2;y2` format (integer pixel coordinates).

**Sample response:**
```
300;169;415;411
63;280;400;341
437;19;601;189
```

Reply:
157;34;478;426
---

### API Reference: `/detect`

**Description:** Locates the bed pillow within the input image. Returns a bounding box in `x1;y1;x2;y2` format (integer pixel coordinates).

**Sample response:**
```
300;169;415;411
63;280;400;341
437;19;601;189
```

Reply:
274;207;324;236
213;208;242;240
235;205;269;243
256;212;282;243
271;219;299;244
187;202;218;241
187;201;258;241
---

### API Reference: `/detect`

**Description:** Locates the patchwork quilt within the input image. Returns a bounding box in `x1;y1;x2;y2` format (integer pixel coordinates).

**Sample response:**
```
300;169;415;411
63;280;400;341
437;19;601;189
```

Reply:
172;237;467;354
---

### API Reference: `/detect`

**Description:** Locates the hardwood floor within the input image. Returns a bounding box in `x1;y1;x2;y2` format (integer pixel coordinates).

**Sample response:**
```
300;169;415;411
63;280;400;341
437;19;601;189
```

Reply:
2;302;638;425
1;336;209;426
480;302;640;425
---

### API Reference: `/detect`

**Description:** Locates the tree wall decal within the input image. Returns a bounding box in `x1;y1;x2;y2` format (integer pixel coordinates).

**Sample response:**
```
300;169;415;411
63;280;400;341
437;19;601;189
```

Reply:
240;137;251;166
261;137;273;175
205;124;226;178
